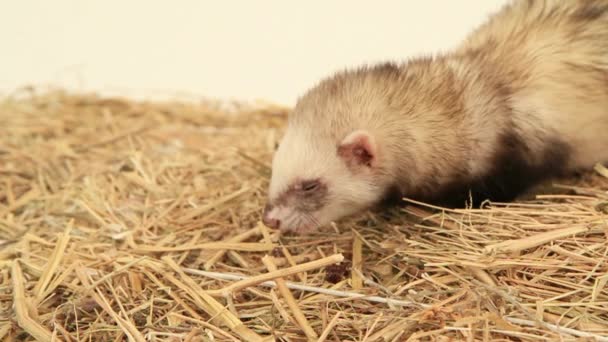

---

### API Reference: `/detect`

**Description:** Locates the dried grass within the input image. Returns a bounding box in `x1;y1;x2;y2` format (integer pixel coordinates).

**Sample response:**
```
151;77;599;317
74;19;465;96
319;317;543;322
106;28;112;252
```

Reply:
1;88;608;341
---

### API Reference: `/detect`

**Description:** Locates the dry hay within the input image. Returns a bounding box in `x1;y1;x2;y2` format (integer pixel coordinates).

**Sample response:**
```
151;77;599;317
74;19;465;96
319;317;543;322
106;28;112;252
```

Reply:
1;88;608;342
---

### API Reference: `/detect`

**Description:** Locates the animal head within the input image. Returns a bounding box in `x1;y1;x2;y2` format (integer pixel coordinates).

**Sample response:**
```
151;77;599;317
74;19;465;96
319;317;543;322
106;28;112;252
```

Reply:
262;126;389;233
262;65;405;233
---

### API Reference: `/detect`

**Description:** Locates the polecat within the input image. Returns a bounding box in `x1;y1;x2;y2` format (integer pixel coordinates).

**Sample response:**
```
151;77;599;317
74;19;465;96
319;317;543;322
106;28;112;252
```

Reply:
263;0;608;234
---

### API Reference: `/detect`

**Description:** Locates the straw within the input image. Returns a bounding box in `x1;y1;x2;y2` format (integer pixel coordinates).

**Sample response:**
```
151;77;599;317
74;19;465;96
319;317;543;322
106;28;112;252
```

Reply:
2;89;607;341
11;261;53;341
261;255;318;340
209;254;344;297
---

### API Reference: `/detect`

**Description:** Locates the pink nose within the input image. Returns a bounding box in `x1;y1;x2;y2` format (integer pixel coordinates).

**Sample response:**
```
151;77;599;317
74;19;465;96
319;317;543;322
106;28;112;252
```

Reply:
262;204;280;229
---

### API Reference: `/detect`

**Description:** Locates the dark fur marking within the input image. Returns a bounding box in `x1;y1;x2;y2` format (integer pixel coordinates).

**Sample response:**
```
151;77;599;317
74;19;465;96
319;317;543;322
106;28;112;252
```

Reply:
271;178;329;212
371;62;401;78
573;3;608;21
429;132;571;208
377;185;404;208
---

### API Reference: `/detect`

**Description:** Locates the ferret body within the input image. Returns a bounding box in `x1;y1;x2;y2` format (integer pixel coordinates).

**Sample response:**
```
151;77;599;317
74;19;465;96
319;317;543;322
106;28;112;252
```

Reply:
263;0;608;233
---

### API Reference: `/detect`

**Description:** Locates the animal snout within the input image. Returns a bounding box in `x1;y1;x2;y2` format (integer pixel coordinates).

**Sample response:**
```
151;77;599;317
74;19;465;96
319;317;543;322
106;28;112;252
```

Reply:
262;204;280;229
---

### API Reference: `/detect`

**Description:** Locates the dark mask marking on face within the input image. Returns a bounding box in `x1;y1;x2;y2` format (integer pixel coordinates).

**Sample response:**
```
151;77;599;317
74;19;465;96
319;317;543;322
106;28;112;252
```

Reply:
272;178;329;213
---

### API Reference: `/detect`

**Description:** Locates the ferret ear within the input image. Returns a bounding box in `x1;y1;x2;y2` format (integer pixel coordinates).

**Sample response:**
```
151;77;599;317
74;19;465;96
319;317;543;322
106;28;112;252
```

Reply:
337;130;377;169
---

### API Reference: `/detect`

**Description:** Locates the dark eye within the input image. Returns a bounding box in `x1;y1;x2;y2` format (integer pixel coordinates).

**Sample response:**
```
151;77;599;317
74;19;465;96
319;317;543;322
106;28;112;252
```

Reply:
301;180;320;192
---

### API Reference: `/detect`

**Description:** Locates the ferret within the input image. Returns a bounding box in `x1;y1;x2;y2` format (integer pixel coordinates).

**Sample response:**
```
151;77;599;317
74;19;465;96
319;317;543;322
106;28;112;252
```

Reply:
263;0;608;234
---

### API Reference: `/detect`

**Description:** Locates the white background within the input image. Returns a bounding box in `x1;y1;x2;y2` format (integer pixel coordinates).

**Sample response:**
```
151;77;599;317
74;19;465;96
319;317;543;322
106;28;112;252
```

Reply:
0;1;507;106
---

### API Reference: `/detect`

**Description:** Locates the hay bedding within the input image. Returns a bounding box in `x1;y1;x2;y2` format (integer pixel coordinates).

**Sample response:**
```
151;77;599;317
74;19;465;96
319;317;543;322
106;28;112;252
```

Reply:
0;89;607;342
